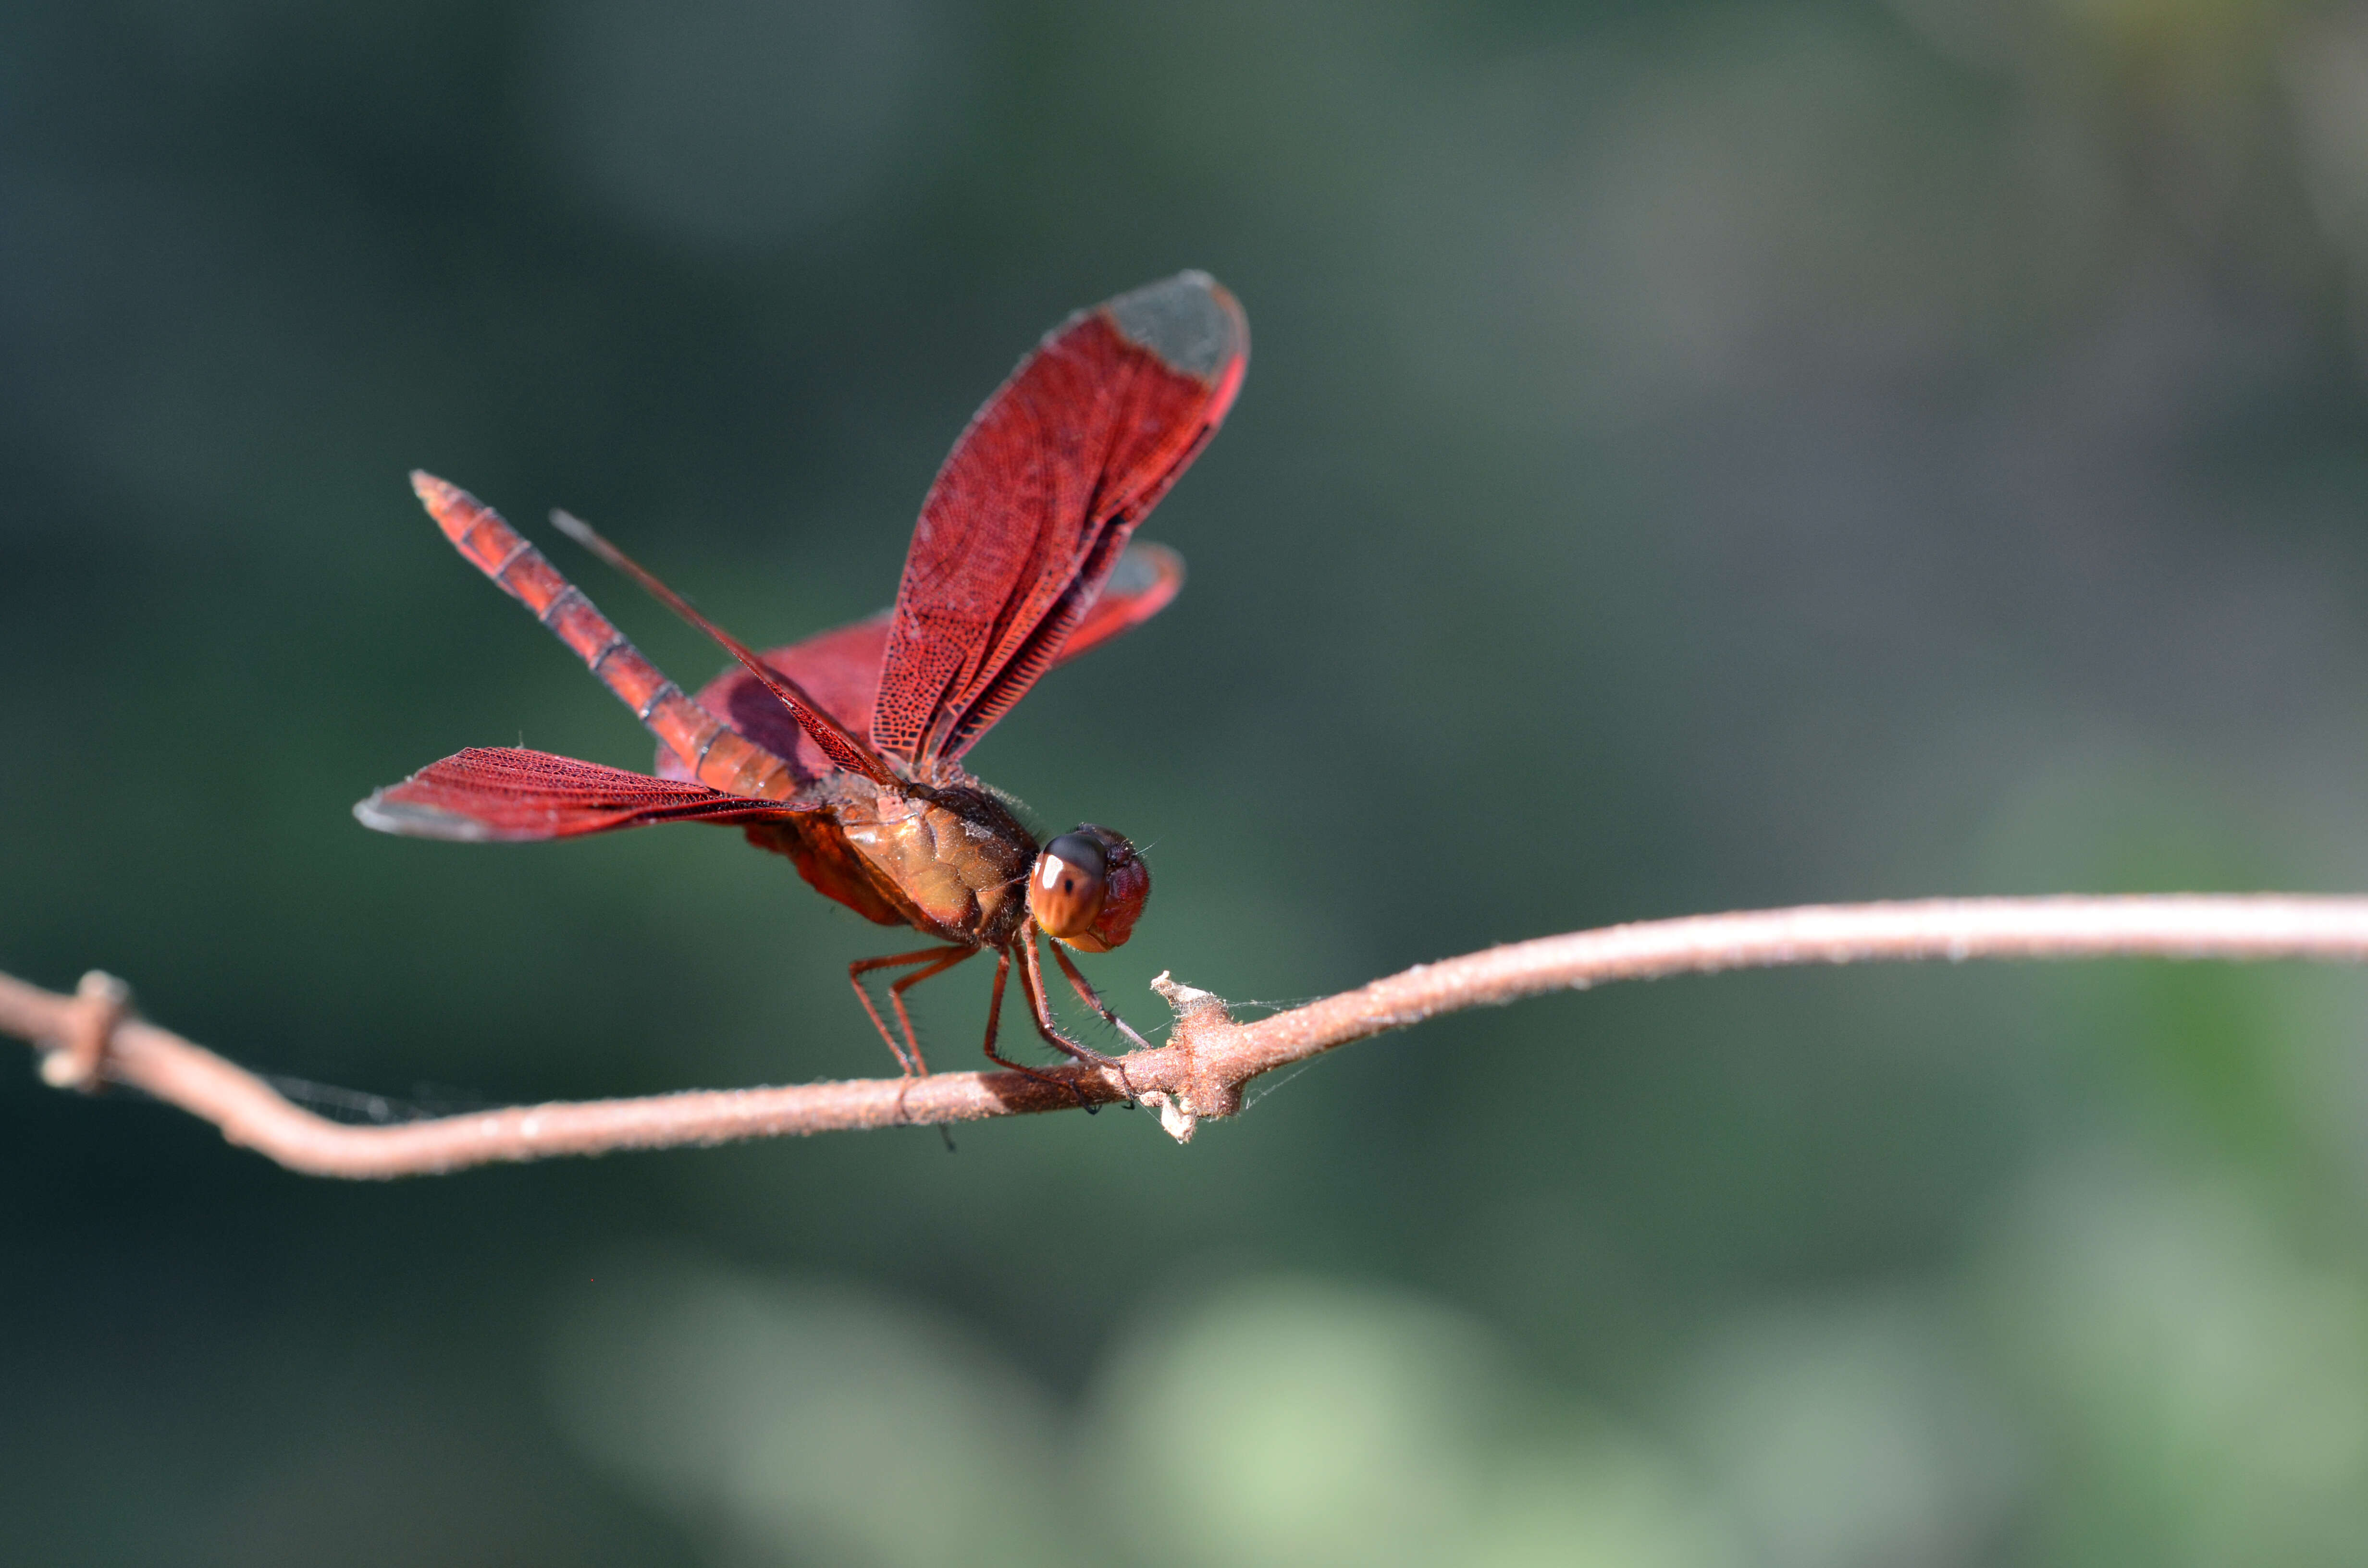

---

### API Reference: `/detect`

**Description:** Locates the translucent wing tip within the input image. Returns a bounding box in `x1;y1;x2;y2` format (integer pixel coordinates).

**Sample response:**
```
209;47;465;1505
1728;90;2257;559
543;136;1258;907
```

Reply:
1105;271;1249;381
353;789;502;842
1106;539;1185;599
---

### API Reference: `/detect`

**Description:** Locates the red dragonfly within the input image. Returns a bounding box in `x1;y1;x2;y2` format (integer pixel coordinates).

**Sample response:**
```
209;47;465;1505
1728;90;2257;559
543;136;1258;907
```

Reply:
356;271;1248;1095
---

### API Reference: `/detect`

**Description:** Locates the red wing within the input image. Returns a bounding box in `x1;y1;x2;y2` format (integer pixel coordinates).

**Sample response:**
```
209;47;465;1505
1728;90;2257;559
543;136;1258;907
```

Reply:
673;540;1187;782
1054;539;1186;662
355;747;799;843
873;271;1246;768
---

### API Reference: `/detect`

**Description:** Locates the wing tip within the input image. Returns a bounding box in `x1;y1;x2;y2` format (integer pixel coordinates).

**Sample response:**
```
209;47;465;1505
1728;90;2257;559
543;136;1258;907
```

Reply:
1108;539;1186;599
1106;271;1249;381
353;790;501;842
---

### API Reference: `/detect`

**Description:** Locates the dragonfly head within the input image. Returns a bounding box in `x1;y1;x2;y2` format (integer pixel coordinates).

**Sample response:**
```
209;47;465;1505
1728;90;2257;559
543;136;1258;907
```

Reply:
1029;826;1148;952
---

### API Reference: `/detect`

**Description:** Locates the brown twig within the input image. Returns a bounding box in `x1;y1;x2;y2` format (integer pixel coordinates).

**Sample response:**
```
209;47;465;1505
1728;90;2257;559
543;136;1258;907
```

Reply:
9;894;2368;1178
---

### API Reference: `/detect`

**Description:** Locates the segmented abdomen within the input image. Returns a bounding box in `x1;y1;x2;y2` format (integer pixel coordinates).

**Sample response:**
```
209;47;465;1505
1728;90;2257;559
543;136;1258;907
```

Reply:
410;472;797;801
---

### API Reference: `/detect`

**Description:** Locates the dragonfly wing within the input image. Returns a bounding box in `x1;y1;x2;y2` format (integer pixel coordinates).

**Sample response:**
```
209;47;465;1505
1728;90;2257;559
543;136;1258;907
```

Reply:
1052;539;1185;664
356;747;798;842
873;271;1246;768
675;540;1186;782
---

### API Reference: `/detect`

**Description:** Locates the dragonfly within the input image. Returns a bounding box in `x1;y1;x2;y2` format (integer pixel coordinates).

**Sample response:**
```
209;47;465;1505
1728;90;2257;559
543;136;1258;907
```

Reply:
355;271;1248;1097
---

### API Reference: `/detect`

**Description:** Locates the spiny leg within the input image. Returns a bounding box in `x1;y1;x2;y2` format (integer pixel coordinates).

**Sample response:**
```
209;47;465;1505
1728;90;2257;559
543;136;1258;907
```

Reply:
1020;928;1137;1103
888;945;981;1074
850;945;973;1077
891;947;979;1150
1048;940;1156;1054
981;947;1093;1110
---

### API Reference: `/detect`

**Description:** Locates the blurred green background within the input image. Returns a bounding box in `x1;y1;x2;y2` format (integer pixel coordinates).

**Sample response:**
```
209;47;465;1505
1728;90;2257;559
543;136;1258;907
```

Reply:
12;0;2368;1562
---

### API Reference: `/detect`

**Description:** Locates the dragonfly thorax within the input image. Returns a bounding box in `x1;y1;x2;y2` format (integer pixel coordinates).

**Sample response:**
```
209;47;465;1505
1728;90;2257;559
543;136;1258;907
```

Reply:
838;783;1036;947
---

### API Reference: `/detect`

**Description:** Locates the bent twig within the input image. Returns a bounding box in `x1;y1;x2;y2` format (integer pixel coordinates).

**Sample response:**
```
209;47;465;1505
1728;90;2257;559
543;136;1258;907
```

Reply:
8;894;2368;1178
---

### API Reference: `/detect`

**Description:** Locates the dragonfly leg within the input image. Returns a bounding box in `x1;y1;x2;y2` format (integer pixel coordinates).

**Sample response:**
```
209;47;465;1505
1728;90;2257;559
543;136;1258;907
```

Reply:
888;945;981;1074
1047;940;1156;1054
850;944;973;1077
981;947;1093;1110
1020;929;1138;1103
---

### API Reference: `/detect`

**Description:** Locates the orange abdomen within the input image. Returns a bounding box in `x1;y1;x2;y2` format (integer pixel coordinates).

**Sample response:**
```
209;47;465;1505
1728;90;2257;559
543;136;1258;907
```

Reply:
411;473;797;802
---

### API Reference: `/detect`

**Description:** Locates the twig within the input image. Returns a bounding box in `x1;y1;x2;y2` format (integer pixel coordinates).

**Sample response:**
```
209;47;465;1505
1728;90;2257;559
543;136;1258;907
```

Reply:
9;894;2368;1178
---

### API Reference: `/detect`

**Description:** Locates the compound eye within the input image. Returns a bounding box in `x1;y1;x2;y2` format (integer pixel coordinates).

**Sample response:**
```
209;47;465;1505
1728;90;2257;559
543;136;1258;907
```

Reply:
1030;832;1109;939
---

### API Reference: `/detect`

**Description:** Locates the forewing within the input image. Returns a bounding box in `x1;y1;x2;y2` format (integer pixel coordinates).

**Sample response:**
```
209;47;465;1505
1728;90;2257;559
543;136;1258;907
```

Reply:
873;271;1246;766
355;747;797;843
